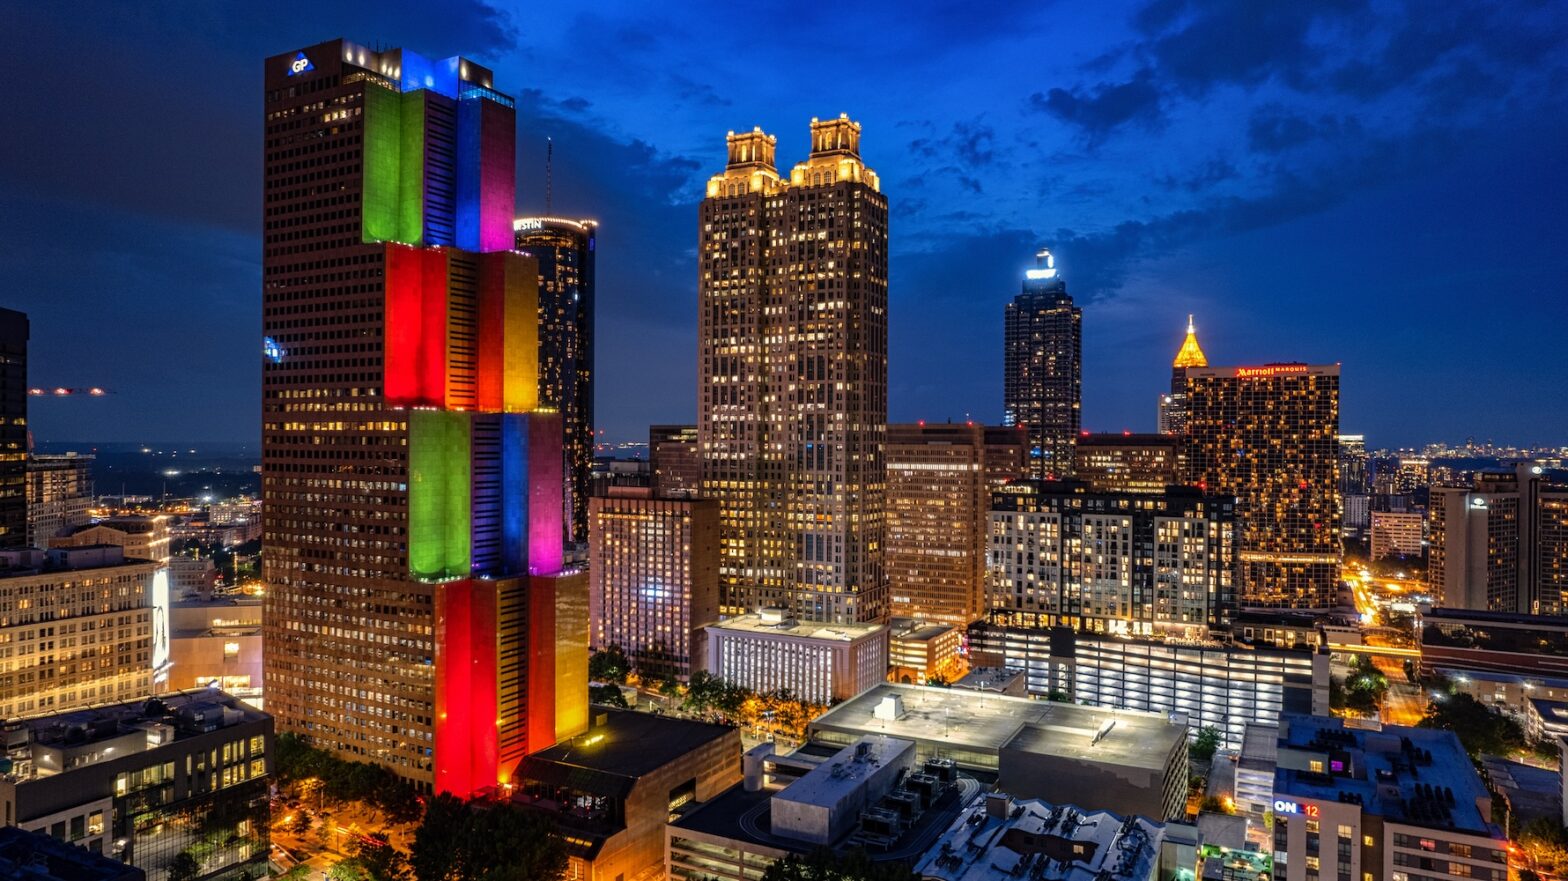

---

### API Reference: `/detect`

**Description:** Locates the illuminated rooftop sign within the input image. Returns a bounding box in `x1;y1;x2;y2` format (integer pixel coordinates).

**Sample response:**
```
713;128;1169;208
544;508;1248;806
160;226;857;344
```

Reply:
288;52;314;76
1236;364;1310;379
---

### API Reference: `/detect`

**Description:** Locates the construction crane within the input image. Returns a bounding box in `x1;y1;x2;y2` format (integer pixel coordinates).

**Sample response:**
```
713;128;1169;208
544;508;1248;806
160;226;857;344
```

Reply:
27;387;111;397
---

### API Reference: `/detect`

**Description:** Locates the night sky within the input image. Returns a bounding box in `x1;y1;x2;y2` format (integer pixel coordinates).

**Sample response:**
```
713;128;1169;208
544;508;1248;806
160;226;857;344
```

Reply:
5;1;1566;449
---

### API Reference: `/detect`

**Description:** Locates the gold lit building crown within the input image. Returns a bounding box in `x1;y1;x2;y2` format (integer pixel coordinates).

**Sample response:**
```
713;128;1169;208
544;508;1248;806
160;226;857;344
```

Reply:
1174;315;1207;368
706;115;879;198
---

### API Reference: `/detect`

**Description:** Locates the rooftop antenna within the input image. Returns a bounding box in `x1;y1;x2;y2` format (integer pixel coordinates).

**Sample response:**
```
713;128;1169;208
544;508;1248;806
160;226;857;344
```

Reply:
545;137;554;215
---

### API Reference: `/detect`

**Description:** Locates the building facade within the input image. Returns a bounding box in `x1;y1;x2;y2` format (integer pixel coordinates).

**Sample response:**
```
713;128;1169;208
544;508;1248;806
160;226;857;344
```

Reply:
51;516;171;566
1370;511;1424;560
1429;465;1568;614
514;216;597;548
649;424;701;498
169;594;263;702
1002;249;1080;480
0;309;26;550
1158;315;1207;436
261;39;581;794
698;117;889;624
987;481;1238;634
26;453;93;547
0;691;271;881
587;487;720;680
968;622;1328;749
885;422;991;628
1073;433;1185;495
705;610;887;704
0;546;158;720
1185;364;1342;608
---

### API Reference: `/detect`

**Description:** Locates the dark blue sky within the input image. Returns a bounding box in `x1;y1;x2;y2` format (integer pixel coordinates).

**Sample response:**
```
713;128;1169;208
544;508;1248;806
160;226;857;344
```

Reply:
5;0;1566;448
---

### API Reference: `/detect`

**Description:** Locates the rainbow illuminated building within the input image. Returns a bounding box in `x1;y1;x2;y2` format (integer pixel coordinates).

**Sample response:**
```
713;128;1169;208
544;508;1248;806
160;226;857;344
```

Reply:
261;40;586;796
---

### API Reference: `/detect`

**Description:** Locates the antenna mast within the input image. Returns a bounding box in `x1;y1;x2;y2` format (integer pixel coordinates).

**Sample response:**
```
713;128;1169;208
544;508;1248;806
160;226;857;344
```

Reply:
545;137;553;215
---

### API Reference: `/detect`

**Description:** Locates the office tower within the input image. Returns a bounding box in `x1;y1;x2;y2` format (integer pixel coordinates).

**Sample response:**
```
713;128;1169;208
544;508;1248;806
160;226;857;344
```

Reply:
0;690;271;881
649;424;700;498
986;480;1237;634
0;309;25;549
698;115;889;624
587;487;719;680
982;425;1030;488
1429;464;1568;614
704;610;887;704
1268;717;1508;881
1157;315;1206;435
885;422;991;628
0;546;159;719
1337;434;1368;495
1369;510;1423;560
26;452;93;546
261;40;583;795
1185;364;1341;608
1072;432;1185;494
515;216;597;547
1002;249;1081;479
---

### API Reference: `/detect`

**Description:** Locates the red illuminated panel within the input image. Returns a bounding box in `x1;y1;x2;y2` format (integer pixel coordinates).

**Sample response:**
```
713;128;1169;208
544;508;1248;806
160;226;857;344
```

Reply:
384;245;449;407
474;252;539;414
434;579;499;797
526;575;557;754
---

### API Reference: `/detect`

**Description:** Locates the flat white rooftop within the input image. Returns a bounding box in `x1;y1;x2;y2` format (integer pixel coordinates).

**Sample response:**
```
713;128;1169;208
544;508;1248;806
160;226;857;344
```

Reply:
775;734;913;809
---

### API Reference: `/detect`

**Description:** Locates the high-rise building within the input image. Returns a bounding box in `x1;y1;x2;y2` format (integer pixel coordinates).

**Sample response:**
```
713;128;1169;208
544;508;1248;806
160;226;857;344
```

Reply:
698;116;889;624
261;40;583;795
1157;315;1206;436
26;452;93;546
514;216;597;547
0;546;159;719
1185;364;1341;608
1429;465;1568;614
587;487;719;680
1002;249;1080;479
1072;432;1185;494
982;425;1030;488
649;424;700;498
885;422;992;628
0;309;26;549
986;480;1237;634
1370;510;1424;560
1337;434;1369;496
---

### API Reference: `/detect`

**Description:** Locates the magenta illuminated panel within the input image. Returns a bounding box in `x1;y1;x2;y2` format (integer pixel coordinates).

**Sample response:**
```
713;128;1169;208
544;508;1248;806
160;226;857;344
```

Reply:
526;412;563;575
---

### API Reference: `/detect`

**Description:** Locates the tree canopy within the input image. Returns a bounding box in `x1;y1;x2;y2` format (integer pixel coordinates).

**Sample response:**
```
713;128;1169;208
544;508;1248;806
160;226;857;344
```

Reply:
409;794;566;881
760;850;918;881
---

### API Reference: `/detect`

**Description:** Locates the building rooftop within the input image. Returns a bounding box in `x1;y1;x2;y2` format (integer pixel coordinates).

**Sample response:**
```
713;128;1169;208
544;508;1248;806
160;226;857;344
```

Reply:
710;611;887;643
513;708;734;799
0;827;144;881
952;667;1024;693
810;683;1182;770
1273;715;1501;837
774;735;910;810
914;795;1180;881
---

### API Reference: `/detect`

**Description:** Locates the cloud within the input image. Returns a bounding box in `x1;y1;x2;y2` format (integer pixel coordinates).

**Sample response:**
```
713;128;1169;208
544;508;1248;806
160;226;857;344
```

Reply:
1135;0;1369;95
1247;109;1360;154
1028;70;1164;144
1157;157;1238;192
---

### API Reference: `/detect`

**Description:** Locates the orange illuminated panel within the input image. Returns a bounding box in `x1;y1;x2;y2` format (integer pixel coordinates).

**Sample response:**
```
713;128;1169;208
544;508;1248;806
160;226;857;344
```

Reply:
475;251;539;414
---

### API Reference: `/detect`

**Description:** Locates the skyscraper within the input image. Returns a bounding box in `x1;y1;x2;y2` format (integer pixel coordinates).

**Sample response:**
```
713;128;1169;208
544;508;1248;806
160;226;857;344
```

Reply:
885;422;993;628
261;40;584;794
1185;364;1342;608
514;216;596;548
26;452;93;547
0;309;27;549
1157;315;1206;435
1003;249;1081;479
649;424;700;498
1429;464;1568;614
698;116;889;625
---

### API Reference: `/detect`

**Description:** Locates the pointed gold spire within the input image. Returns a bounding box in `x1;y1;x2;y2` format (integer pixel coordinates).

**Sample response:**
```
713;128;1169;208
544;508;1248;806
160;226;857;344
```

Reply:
1173;314;1207;368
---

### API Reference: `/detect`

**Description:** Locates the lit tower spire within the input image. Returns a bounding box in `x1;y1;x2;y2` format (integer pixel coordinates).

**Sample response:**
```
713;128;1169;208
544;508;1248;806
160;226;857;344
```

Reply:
1173;314;1207;368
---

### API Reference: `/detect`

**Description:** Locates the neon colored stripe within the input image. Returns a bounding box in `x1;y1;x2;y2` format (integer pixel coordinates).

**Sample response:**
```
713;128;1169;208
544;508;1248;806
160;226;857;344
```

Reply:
434;579;499;796
361;84;402;243
500;414;527;573
398;92;427;245
409;409;471;579
526;575;556;753
456;95;516;252
526;412;564;576
552;571;589;741
384;247;448;407
474;252;538;413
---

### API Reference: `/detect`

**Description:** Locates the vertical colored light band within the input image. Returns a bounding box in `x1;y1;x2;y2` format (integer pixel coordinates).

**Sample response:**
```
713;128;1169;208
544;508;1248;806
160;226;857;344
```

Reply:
361;84;402;244
384;247;448;407
526;575;557;753
409;409;471;579
398;92;427;246
434;579;499;796
455;96;517;253
499;414;527;574
475;253;539;413
552;571;589;741
527;412;564;575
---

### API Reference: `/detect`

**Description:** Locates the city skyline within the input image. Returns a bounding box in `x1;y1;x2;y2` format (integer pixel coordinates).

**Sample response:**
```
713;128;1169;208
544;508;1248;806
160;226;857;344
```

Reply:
6;1;1568;452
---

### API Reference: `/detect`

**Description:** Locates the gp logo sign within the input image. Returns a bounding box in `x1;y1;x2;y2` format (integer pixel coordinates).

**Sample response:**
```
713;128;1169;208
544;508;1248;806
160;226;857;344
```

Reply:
288;52;314;76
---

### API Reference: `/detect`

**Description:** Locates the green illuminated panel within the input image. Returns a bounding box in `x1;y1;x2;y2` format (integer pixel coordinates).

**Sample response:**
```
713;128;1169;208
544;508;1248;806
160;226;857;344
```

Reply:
362;84;402;244
410;410;471;579
398;92;427;245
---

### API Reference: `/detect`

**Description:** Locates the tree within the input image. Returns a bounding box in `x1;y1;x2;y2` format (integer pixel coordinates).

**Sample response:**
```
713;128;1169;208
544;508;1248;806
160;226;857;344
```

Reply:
290;809;313;836
588;645;631;684
167;852;201;881
410;794;566;881
588;683;630;708
1198;795;1231;815
1419;690;1526;758
1190;726;1221;763
349;833;410;881
760;849;917;881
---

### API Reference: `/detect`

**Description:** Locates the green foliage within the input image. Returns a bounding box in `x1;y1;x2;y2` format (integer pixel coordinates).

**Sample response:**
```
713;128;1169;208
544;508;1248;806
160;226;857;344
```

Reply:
289;808;313;836
588;683;630;708
924;676;950;688
1046;690;1069;703
1190;726;1222;763
588;645;631;684
276;732;422;825
410;794;566;881
1198;795;1231;815
1343;655;1389;715
759;849;918;881
1418;690;1526;758
1518;816;1568;876
277;867;312;881
167;852;201;881
349;832;410;881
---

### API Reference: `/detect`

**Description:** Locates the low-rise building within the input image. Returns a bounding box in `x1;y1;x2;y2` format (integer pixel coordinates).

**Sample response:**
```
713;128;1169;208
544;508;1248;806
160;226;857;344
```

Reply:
951;667;1027;697
705;610;888;704
913;793;1199;881
168;594;263;703
1270;715;1509;881
889;619;962;683
0;690;271;881
0;827;144;881
1419;607;1568;679
50;516;170;567
512;708;740;881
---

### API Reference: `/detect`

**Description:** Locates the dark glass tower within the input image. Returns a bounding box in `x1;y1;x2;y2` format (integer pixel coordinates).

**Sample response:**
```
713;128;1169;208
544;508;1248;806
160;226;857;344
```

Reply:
1003;249;1081;480
0;309;26;549
514;217;596;548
